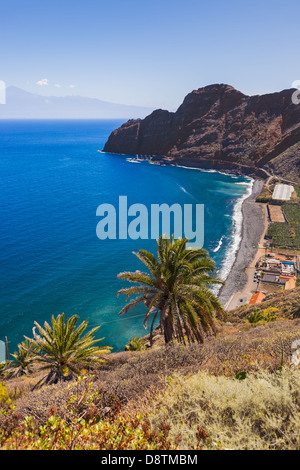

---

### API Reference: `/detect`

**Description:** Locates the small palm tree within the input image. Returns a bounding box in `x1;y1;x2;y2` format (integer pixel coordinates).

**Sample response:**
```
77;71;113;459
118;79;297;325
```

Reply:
117;235;225;345
24;313;111;388
4;340;37;378
125;337;145;351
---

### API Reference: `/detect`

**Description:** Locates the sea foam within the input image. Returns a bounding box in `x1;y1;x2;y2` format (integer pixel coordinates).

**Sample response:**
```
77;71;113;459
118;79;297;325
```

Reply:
216;177;254;287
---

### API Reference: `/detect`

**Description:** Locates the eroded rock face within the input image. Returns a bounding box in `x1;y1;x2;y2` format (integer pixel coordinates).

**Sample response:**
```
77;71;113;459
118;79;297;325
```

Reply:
103;84;300;181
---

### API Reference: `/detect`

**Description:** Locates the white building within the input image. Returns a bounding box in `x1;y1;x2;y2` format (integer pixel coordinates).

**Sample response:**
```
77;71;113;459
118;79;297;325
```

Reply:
272;184;294;201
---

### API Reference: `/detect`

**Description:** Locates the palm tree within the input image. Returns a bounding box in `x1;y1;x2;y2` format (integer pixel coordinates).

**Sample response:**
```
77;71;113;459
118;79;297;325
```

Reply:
24;313;111;388
4;340;37;378
117;235;225;345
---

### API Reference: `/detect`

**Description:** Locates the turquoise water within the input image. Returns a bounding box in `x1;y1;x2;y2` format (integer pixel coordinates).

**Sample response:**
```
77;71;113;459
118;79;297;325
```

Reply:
0;120;251;353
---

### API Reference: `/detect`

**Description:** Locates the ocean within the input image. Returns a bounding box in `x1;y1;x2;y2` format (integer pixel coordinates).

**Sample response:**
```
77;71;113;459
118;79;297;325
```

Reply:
0;119;252;353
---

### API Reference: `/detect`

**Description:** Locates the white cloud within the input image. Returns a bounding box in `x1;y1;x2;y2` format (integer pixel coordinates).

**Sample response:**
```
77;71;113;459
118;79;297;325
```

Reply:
54;84;62;88
36;78;49;87
69;84;76;89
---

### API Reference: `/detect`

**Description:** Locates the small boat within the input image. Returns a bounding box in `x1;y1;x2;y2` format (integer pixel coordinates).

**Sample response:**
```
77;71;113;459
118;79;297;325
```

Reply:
126;157;141;163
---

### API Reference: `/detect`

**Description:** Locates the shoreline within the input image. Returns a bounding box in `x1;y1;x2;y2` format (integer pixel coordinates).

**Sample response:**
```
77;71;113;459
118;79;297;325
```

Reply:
167;162;266;307
111;152;268;310
217;178;266;308
101;151;270;180
148;158;267;307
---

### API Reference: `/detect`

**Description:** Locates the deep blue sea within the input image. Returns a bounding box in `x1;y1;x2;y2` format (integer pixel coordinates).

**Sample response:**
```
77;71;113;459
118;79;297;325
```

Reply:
0;120;252;353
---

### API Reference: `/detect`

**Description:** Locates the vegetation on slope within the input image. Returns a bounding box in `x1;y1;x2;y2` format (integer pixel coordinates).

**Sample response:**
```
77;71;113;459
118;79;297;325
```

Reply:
264;184;300;250
268;203;300;250
1;288;300;449
149;368;300;450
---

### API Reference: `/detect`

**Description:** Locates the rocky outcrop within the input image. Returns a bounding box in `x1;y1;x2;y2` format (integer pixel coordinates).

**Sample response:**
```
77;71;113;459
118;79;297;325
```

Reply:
103;84;300;182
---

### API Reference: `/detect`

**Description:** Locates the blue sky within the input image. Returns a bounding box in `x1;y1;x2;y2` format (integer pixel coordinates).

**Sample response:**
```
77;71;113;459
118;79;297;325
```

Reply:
2;0;300;109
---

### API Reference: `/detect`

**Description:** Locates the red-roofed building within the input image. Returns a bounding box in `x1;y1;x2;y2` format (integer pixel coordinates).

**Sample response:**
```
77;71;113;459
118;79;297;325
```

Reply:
249;292;266;305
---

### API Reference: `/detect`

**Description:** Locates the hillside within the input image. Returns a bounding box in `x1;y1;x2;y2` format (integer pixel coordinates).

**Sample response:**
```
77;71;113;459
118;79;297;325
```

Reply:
1;287;300;450
103;84;300;182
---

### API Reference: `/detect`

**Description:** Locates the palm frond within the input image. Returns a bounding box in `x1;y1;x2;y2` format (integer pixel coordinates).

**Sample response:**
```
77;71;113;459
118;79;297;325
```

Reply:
117;234;225;345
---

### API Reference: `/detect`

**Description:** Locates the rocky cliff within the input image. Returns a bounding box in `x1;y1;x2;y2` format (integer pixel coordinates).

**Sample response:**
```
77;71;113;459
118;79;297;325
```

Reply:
103;84;300;182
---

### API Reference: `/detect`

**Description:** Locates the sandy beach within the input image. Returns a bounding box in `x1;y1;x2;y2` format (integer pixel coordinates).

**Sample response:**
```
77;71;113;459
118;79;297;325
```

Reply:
218;178;267;308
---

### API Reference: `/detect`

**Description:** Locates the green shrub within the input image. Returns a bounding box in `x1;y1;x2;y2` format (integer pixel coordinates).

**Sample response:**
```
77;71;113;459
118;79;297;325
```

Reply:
0;378;175;450
248;307;279;324
125;337;145;351
0;383;9;404
248;311;264;324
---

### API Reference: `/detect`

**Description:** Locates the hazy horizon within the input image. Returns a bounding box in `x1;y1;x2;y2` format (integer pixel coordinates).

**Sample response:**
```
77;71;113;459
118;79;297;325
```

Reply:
2;0;300;111
0;85;154;119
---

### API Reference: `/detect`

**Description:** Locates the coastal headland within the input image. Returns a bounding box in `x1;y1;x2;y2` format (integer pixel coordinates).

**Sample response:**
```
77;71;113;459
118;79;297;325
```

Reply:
103;84;300;184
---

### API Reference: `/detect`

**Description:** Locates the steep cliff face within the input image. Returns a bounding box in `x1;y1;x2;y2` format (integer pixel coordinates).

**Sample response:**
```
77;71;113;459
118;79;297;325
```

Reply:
103;84;300;181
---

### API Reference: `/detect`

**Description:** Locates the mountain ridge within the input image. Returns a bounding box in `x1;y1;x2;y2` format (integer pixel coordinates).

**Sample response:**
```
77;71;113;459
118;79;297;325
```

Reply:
0;86;154;119
103;84;300;182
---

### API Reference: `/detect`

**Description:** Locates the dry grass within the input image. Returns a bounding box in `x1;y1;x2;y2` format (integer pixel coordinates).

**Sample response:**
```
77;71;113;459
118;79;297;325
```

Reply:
1;317;298;429
148;367;300;450
1;286;300;449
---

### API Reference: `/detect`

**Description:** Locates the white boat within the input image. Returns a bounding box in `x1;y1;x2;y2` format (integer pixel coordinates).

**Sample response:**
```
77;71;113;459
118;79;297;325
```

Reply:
126;157;141;163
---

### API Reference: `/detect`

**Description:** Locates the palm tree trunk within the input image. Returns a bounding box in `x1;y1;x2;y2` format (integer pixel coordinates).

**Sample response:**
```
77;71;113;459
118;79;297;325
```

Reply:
163;315;174;344
149;311;158;347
